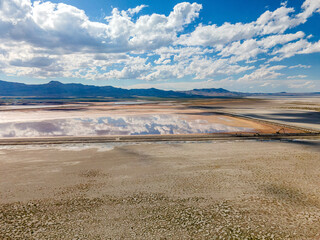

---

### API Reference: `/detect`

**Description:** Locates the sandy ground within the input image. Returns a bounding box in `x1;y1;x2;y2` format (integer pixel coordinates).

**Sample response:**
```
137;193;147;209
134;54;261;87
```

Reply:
1;140;320;239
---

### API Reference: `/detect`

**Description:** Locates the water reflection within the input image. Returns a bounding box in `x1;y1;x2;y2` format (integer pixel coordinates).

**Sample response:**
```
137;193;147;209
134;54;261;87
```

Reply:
0;115;252;138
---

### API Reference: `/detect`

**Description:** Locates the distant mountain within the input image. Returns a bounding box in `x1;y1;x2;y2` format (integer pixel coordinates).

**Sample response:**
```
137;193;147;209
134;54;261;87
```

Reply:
181;88;244;97
0;80;191;98
0;80;319;98
249;92;320;96
182;88;320;97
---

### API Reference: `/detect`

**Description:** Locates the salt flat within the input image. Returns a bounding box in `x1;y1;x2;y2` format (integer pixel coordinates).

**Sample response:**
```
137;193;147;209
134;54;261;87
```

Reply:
1;140;320;239
0;98;310;138
0;97;319;239
226;96;320;131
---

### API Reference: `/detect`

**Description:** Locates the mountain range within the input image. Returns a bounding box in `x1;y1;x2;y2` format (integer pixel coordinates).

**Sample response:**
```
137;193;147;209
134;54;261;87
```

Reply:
0;80;319;98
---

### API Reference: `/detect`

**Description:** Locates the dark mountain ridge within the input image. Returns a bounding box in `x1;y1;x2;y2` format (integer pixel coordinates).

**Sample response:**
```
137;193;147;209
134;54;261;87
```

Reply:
0;80;319;98
0;80;193;98
0;80;236;98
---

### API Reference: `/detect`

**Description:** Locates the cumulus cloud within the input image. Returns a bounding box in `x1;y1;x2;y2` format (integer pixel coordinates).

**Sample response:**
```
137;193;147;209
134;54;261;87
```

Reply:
177;1;319;48
0;0;202;53
0;0;319;90
237;65;286;82
270;39;320;61
216;31;306;63
0;0;207;79
297;0;320;22
259;31;305;49
0;0;32;23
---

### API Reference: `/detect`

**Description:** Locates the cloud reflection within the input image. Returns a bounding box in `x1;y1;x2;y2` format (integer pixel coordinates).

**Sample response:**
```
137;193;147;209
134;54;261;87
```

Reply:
0;115;252;138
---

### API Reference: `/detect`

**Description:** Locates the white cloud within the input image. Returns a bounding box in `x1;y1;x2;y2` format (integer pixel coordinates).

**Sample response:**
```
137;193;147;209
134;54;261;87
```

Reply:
287;75;307;79
125;5;147;16
218;39;265;63
259;31;305;49
177;22;257;47
297;0;320;22
0;0;202;54
287;80;313;89
298;40;320;54
175;0;320;67
0;0;319;92
145;56;253;80
237;65;286;82
153;46;213;63
125;2;202;51
255;5;297;35
289;64;311;69
216;31;305;63
0;1;203;79
271;39;320;61
0;0;32;23
176;2;316;48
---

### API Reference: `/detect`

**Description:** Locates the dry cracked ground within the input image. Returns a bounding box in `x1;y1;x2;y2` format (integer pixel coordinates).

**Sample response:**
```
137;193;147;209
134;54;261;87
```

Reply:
1;140;320;239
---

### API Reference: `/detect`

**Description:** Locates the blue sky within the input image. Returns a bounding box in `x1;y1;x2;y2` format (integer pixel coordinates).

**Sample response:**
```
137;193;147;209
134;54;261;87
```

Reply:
0;0;320;92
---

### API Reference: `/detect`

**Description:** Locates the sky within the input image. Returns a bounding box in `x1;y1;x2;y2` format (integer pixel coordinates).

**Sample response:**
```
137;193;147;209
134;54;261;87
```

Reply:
0;0;320;92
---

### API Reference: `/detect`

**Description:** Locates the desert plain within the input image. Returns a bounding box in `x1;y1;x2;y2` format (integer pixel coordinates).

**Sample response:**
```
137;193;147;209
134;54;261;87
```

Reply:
0;96;320;239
